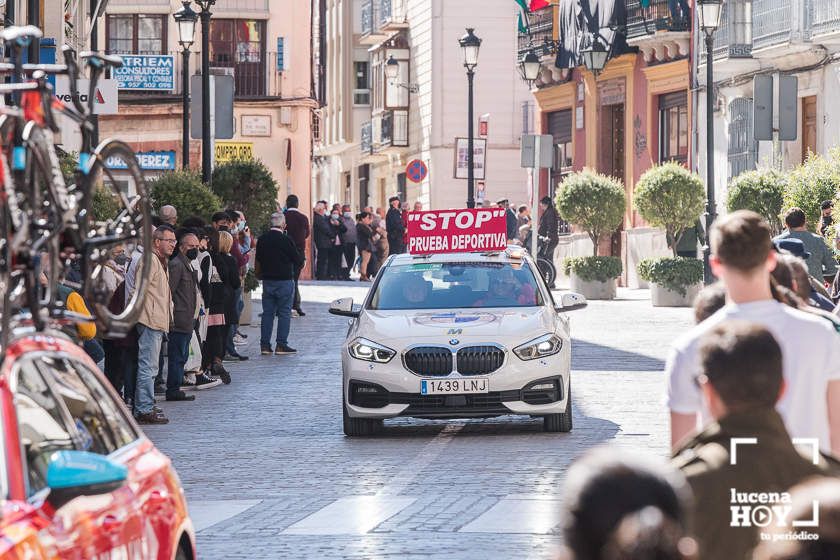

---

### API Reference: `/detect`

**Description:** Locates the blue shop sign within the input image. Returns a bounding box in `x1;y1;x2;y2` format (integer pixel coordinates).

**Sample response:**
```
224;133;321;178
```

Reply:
107;151;176;171
112;55;175;91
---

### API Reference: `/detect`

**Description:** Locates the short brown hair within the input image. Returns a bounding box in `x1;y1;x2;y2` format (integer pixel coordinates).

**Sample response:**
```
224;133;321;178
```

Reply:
710;210;773;272
693;282;726;323
699;321;783;410
784;207;806;229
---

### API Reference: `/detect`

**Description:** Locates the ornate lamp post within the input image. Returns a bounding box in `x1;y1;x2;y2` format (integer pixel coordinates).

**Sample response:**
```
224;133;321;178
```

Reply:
194;0;216;184
697;0;722;283
174;1;198;170
459;28;481;209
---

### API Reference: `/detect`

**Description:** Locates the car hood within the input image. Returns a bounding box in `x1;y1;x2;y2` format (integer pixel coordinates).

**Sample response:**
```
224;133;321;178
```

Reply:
356;307;556;348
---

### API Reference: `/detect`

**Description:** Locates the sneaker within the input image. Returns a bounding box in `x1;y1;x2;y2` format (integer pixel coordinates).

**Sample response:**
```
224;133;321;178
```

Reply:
182;373;197;389
233;334;247;345
136;411;169;425
211;363;232;385
275;344;297;355
194;373;222;390
261;345;273;355
295;308;306;317
236;330;248;339
291;309;300;318
166;391;196;402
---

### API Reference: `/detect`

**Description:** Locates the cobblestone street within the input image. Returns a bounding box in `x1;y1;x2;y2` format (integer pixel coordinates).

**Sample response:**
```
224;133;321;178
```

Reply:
144;283;695;559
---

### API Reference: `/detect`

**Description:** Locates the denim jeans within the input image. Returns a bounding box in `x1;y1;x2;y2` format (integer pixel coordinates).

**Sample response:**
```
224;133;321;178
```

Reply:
166;331;191;397
136;324;164;415
260;279;295;348
226;286;244;355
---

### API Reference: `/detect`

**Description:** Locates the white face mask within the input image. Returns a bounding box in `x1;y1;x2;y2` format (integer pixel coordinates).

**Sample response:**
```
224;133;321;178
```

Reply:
331;213;340;220
344;212;352;218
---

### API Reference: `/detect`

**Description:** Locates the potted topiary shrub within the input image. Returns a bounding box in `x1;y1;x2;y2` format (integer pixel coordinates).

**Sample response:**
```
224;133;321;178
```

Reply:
149;170;222;222
726;168;786;235
556;170;626;300
634;162;706;307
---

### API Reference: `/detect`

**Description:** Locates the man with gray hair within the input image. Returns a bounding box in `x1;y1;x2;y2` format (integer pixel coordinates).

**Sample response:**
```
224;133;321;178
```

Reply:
160;205;178;226
256;212;304;355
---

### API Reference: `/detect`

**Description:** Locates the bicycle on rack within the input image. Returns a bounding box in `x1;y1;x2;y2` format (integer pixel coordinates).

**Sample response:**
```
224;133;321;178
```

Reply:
0;25;152;356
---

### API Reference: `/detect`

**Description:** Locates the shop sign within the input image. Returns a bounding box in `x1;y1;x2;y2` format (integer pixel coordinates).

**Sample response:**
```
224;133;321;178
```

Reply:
106;151;176;171
215;141;254;163
113;55;175;91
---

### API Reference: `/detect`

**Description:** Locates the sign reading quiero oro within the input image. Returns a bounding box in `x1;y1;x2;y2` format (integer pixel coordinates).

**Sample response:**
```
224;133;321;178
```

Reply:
406;209;508;255
214;141;254;164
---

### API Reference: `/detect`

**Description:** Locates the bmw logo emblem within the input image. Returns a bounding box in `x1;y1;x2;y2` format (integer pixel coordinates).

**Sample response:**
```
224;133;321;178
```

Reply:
449;339;460;346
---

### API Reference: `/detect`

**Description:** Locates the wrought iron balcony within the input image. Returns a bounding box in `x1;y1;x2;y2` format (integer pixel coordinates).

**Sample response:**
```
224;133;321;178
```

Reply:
811;0;840;41
378;0;408;31
711;0;753;60
361;0;388;45
625;0;690;39
517;5;557;59
373;109;409;152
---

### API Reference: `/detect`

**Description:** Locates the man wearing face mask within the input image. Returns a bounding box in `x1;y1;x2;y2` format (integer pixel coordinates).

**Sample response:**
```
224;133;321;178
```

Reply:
339;205;357;281
166;232;201;402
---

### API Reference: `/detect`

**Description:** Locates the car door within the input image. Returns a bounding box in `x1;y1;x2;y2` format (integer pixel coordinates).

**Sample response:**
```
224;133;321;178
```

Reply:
68;358;179;559
34;355;143;559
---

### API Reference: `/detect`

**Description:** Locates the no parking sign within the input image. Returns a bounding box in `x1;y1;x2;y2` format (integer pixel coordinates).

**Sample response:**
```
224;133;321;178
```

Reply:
406;159;428;183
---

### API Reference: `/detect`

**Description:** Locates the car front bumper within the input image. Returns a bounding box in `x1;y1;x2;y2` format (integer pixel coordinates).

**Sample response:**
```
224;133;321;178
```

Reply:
342;346;570;419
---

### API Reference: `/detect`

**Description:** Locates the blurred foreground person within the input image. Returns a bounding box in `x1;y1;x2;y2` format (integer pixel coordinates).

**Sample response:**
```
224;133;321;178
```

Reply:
559;446;697;560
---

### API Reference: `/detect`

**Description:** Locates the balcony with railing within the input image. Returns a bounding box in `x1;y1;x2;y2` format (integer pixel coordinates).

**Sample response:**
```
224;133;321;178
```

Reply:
517;5;557;59
751;0;817;60
699;0;759;79
372;109;408;152
625;0;690;63
378;0;408;31
811;0;840;43
361;0;389;45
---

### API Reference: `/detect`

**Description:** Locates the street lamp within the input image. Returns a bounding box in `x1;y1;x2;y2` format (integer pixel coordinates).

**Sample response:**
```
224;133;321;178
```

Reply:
697;0;722;283
385;55;419;93
174;1;198;170
194;0;216;184
519;49;541;88
459;28;481;209
581;36;609;76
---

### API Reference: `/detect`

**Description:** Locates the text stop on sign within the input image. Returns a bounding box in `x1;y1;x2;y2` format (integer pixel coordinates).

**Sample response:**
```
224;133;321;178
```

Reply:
406;209;508;254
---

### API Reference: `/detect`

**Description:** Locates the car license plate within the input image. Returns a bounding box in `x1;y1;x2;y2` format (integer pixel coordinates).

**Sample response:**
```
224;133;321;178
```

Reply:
420;378;489;395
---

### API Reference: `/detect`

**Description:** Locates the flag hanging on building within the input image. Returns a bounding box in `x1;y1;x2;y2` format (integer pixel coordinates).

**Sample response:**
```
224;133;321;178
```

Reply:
515;0;530;33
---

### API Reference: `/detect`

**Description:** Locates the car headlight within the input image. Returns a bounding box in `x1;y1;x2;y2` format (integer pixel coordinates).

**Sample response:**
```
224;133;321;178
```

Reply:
513;334;563;361
348;338;396;363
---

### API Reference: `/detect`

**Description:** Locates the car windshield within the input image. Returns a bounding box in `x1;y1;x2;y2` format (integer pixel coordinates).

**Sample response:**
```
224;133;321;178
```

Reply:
368;261;544;310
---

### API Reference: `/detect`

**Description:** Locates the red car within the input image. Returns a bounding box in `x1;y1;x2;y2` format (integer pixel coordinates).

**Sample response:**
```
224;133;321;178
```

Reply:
0;331;195;559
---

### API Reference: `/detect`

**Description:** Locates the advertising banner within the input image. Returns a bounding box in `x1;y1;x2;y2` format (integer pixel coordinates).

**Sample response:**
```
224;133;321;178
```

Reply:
106;151;176;171
113;55;175;91
406;209;508;255
215;141;254;164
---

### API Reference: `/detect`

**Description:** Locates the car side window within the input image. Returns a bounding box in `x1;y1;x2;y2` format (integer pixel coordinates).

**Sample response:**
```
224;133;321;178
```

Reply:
14;361;76;497
37;357;121;455
71;361;138;449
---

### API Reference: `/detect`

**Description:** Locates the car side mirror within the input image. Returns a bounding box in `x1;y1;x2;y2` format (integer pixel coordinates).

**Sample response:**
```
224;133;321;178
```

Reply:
46;450;127;509
329;298;360;318
557;292;587;312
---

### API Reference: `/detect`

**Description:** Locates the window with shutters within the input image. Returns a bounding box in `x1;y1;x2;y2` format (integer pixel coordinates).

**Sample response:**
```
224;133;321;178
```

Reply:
547;109;573;234
727;98;758;180
106;14;167;55
659;91;688;164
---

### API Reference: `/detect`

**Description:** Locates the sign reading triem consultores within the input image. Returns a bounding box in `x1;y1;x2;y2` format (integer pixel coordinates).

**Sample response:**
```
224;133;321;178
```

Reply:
112;55;175;91
406;209;508;255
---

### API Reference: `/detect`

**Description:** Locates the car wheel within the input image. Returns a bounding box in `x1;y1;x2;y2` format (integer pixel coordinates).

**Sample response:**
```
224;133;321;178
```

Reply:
343;396;382;437
543;383;572;433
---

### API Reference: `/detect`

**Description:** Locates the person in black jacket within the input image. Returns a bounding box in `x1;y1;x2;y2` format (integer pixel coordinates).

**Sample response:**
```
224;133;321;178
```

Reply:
256;213;305;355
497;199;518;241
538;196;560;258
326;208;347;280
204;230;238;384
386;196;406;254
312;202;332;280
356;211;375;281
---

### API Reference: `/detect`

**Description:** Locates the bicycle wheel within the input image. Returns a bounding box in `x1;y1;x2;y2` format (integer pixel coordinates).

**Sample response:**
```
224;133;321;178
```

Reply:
82;139;152;336
537;257;557;288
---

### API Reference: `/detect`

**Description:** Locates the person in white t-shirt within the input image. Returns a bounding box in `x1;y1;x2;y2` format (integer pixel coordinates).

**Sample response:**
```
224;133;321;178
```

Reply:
667;210;840;455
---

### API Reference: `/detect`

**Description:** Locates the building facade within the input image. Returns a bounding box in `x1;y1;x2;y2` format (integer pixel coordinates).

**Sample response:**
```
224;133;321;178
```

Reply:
697;0;840;214
314;0;533;212
520;0;693;286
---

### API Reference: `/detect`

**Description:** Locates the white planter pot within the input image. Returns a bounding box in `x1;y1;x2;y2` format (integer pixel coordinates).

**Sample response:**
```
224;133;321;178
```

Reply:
570;273;617;300
240;291;253;325
650;282;702;307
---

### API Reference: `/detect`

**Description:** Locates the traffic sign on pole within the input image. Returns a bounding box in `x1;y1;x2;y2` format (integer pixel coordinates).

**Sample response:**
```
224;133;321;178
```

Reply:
406;159;428;183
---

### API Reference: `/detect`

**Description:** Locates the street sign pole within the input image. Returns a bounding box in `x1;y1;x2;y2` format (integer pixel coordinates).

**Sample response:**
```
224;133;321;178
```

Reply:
531;134;541;257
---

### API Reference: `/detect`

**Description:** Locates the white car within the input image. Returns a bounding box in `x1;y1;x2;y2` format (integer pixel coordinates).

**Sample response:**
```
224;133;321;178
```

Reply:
330;246;587;436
